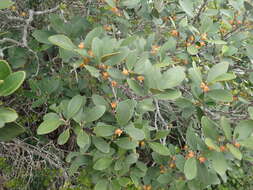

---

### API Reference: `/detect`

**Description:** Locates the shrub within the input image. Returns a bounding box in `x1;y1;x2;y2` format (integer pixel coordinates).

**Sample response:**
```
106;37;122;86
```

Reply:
0;0;253;189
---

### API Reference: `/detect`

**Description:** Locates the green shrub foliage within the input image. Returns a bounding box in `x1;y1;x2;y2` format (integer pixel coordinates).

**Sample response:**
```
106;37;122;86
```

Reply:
1;0;253;189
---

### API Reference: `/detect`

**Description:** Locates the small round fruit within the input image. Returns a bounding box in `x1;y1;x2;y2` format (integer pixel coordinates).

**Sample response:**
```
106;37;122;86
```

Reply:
203;86;210;93
122;69;129;75
21;12;27;17
198;157;206;163
88;50;94;57
137;76;145;82
102;72;110;80
171;29;179;37
200;41;206;46
234;142;241;148
220;145;227;152
114;128;123;136
140;141;145;147
110;102;117;109
188;151;195;158
83;57;90;64
201;33;208;41
78;42;85;49
111;80;117;87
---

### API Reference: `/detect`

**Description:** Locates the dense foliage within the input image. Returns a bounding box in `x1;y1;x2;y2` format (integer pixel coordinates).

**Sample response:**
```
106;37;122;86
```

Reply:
1;0;253;189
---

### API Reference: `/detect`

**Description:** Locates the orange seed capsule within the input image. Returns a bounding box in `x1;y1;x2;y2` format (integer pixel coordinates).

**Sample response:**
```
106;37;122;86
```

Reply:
137;76;145;82
201;33;208;41
78;42;85;49
122;69;129;75
111;102;117;109
203;86;210;93
111;80;117;87
220;145;227;152
234;142;241;148
171;29;179;37
188;151;195;158
198;157;206;163
102;72;110;80
114;128;123;136
88;50;94;57
200;41;206;46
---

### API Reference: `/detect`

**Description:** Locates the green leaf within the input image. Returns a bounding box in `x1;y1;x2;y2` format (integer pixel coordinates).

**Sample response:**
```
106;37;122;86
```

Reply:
0;123;25;141
201;116;219;140
0;0;14;9
0;71;26;96
248;107;253;120
125;126;145;140
84;27;103;47
105;0;116;7
187;45;198;55
85;65;100;78
67;95;85;119
37;117;64;135
227;144;242;160
116;99;136;125
92;94;109;109
220;117;232;141
233;120;253;140
77;130;90;148
92;136;110;153
207;89;233;102
0;107;18;123
184;157;197;180
95;179;108;190
107;67;126;80
148;142;170;156
207;62;229;83
155;130;170;140
92;37;103;59
179;0;194;17
127;79;147;96
105;47;130;66
160;66;185;89
57;129;70;145
48;35;76;51
83;105;106;123
32;30;55;44
212;73;236;82
239;136;253;149
93;157;113;170
154;89;182;100
115;137;138;149
0;60;11;80
94;125;115;137
205;138;220;152
211;152;228;176
118;177;131;187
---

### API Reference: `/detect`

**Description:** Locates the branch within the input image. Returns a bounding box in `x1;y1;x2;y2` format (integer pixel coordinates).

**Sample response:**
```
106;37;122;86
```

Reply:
192;0;208;24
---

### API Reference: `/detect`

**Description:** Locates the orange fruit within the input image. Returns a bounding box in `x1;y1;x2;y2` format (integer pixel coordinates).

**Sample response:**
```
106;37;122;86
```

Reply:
122;69;129;75
21;12;27;17
110;102;117;109
203;86;210;93
188;151;195;158
229;20;234;25
220;145;227;152
78;42;85;49
103;25;112;31
234;142;241;148
140;141;145;147
102;72;110;80
200;41;206;46
88;50;94;57
114;128;123;136
137;76;145;82
189;35;195;41
171;29;179;37
83;57;90;64
198;157;206;163
201;33;208;41
111;80;117;87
